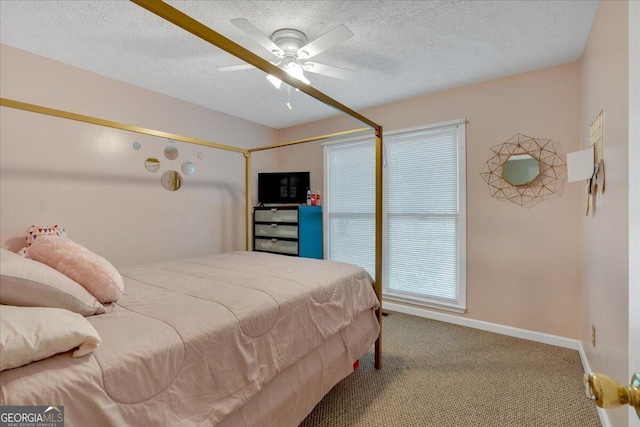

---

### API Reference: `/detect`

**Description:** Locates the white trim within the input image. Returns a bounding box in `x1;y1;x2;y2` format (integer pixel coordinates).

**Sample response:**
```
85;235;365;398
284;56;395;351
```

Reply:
629;3;640;427
577;342;612;427
577;341;591;374
383;300;579;349
384;118;468;136
384;293;466;313
323;119;468;145
457;122;467;311
382;120;467;313
321;132;374;147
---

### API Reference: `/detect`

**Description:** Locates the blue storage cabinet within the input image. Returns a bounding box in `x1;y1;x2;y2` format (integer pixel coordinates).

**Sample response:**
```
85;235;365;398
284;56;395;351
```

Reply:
253;205;323;259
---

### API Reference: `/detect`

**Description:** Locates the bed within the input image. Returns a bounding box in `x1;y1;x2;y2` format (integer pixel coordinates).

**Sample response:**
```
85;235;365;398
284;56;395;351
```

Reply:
1;1;384;425
0;250;379;426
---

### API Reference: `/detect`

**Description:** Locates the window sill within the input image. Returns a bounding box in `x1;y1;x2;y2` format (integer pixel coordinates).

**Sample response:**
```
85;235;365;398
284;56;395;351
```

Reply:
382;293;466;314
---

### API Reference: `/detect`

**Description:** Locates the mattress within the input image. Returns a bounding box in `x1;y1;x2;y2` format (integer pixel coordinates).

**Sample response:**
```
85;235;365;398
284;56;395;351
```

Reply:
219;309;379;427
0;251;380;426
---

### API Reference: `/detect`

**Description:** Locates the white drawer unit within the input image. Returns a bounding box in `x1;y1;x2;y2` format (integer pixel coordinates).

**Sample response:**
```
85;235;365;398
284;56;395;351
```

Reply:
254;223;299;239
254;208;299;223
254;238;299;255
253;206;322;259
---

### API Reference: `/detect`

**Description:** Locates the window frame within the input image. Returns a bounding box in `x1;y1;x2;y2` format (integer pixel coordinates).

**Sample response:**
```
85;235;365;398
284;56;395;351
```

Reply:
322;134;376;271
322;119;466;313
382;119;466;313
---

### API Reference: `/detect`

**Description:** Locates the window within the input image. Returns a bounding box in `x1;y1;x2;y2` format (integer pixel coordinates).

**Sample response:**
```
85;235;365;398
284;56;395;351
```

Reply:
384;121;466;312
323;138;376;277
324;120;466;313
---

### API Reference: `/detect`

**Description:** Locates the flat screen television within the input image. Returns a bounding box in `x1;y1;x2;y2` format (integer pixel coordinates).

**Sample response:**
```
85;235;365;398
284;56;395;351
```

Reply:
258;171;310;205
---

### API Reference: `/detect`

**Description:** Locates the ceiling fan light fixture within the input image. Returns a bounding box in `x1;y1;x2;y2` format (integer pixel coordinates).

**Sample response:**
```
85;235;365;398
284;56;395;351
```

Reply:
226;19;355;86
266;74;282;89
284;62;310;85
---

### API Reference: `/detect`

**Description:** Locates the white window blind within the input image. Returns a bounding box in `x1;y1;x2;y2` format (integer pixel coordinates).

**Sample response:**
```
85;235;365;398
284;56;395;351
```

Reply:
324;120;465;313
323;138;375;278
384;122;466;311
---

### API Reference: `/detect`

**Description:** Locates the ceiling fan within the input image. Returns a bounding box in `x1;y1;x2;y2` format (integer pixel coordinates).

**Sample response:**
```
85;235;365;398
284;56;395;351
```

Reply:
218;18;355;88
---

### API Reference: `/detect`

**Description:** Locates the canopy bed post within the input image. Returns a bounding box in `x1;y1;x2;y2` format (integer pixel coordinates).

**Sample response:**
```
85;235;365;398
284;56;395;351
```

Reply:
375;125;383;369
244;151;252;251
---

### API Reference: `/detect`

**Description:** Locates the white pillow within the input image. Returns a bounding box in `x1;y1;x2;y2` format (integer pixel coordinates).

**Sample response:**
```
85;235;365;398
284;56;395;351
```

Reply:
0;248;105;316
0;305;101;371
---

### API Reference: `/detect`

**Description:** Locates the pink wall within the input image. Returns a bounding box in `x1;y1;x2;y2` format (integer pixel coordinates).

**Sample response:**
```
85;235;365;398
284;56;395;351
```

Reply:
579;2;631;427
277;63;584;339
0;44;278;267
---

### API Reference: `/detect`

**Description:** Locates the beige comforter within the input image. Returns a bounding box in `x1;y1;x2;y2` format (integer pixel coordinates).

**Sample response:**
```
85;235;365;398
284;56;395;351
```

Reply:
0;251;379;426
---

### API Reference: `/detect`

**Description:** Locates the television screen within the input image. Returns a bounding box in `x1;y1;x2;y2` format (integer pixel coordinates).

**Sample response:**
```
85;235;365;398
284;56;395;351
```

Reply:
258;172;310;204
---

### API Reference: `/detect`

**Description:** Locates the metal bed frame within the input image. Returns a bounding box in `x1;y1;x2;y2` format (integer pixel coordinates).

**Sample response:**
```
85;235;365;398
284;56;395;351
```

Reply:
0;0;383;369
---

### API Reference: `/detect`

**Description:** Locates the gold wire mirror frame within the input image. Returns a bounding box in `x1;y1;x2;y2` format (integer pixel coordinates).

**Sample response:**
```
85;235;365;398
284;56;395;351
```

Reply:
480;134;567;208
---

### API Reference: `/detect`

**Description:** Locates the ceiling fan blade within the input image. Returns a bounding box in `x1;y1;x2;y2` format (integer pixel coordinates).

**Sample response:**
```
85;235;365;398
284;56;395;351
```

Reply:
297;24;353;59
217;64;256;72
302;62;354;80
231;18;284;57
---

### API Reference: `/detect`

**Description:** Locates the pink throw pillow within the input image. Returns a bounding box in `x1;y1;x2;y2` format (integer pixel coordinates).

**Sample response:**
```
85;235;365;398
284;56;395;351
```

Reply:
28;236;124;303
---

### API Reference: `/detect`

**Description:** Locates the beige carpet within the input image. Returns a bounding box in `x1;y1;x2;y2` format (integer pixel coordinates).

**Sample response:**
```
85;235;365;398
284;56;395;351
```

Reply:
299;311;601;427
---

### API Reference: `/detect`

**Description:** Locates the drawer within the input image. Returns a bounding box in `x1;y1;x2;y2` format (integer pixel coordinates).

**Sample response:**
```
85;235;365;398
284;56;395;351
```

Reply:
254;238;298;255
255;223;299;239
255;208;299;223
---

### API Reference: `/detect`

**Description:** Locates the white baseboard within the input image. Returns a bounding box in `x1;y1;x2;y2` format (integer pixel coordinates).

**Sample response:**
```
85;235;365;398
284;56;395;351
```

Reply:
383;300;579;349
383;300;611;426
577;342;612;427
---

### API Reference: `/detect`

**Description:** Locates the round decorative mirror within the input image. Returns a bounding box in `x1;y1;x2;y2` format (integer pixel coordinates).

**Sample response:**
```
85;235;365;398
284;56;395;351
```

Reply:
132;142;142;150
164;145;179;160
181;161;195;176
161;170;182;191
502;154;539;186
145;157;161;173
480;134;567;208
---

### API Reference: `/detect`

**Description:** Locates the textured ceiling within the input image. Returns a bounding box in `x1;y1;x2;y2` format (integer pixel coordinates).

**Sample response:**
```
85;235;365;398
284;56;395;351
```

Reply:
0;1;598;129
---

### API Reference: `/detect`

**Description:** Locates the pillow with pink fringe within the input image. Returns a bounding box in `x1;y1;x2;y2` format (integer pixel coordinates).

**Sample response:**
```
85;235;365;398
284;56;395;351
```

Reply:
28;236;124;303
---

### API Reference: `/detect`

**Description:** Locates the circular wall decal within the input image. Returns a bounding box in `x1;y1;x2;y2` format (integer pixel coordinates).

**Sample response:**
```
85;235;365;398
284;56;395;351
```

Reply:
164;145;179;160
145;158;161;173
181;161;195;176
161;170;182;191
